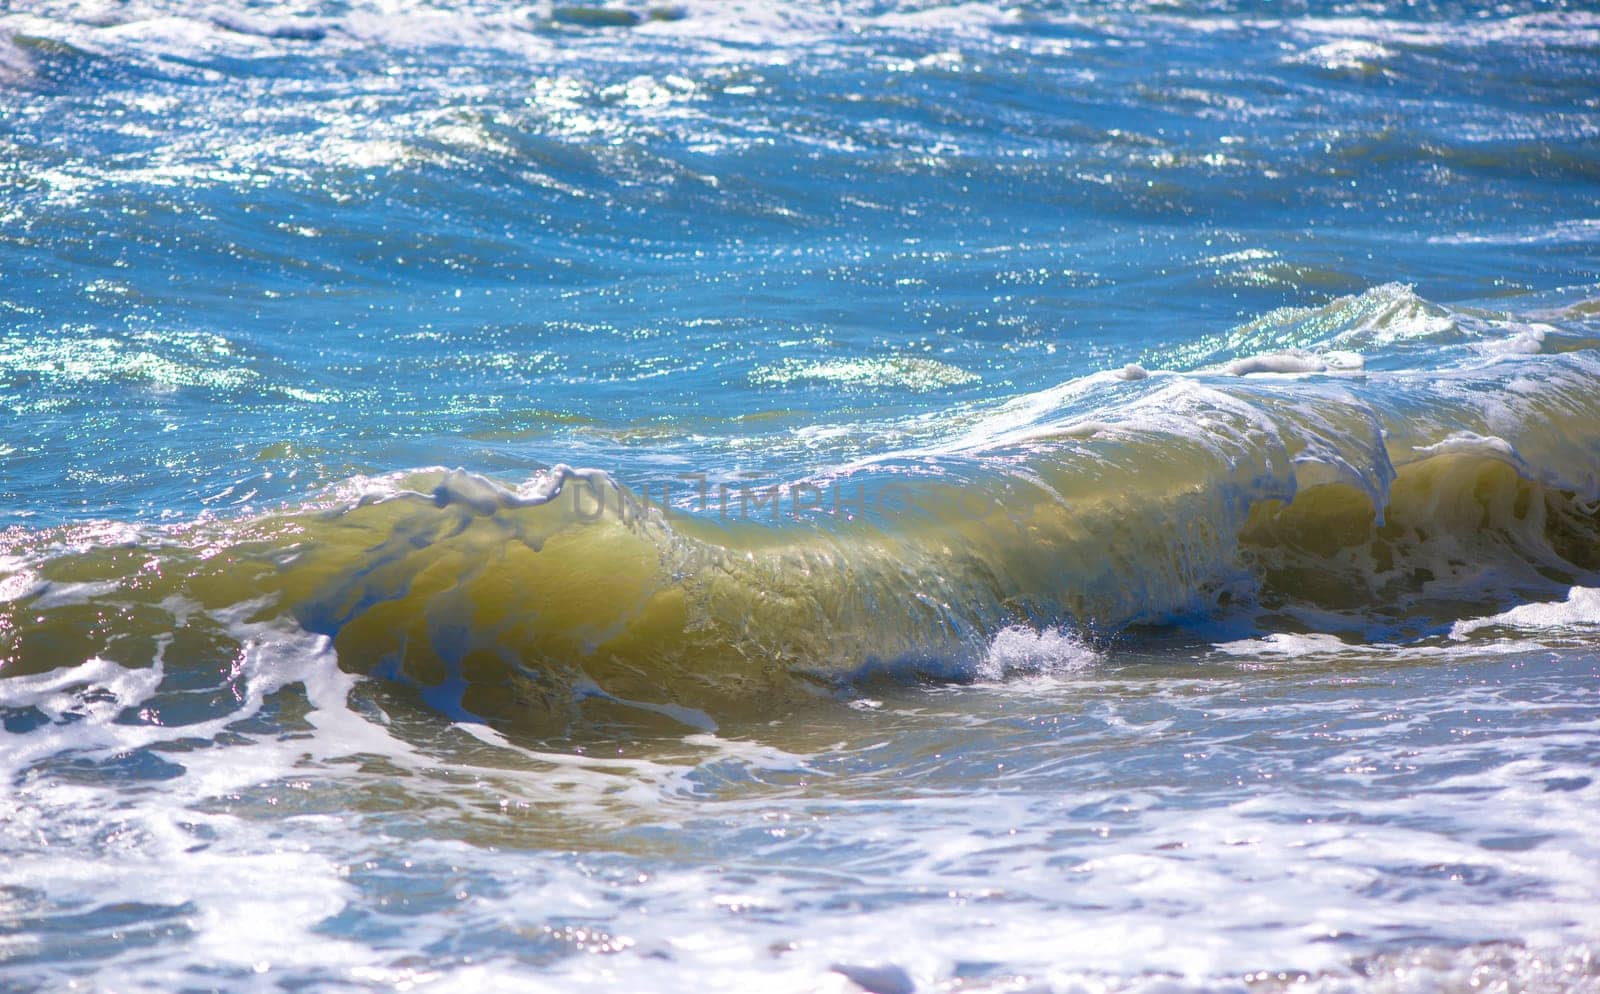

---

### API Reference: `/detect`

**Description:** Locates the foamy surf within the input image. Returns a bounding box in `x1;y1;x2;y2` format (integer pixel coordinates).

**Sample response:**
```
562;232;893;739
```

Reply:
1451;585;1600;639
977;625;1099;680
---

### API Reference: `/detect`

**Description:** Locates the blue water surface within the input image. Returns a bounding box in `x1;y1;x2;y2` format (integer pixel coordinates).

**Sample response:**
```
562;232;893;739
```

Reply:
2;0;1596;525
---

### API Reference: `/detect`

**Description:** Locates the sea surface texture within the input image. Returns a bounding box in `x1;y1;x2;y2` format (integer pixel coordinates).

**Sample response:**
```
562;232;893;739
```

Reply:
2;0;1599;991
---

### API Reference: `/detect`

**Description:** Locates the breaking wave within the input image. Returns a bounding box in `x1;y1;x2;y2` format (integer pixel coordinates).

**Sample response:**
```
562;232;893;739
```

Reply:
2;285;1598;732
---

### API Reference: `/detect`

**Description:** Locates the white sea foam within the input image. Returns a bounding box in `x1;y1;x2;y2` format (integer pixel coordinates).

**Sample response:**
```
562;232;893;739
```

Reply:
1213;632;1357;657
0;31;31;82
1452;586;1600;639
977;625;1099;680
1227;349;1331;375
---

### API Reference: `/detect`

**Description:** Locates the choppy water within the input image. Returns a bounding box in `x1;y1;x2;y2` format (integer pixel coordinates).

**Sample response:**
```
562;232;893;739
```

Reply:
3;1;1600;991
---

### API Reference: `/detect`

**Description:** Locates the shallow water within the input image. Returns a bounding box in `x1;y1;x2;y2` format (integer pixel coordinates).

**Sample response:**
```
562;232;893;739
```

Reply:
2;1;1600;991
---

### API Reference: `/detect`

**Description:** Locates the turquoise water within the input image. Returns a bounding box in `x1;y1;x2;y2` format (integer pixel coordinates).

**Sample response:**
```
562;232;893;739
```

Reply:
2;1;1600;991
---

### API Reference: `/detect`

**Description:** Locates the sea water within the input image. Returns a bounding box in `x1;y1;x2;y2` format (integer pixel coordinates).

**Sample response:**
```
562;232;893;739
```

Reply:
2;1;1599;991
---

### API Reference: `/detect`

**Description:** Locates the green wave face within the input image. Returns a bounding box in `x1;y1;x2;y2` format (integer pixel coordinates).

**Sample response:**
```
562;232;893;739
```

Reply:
3;286;1600;734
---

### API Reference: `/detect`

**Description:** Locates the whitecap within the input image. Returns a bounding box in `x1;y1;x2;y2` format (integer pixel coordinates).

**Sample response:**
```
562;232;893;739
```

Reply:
977;625;1099;680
